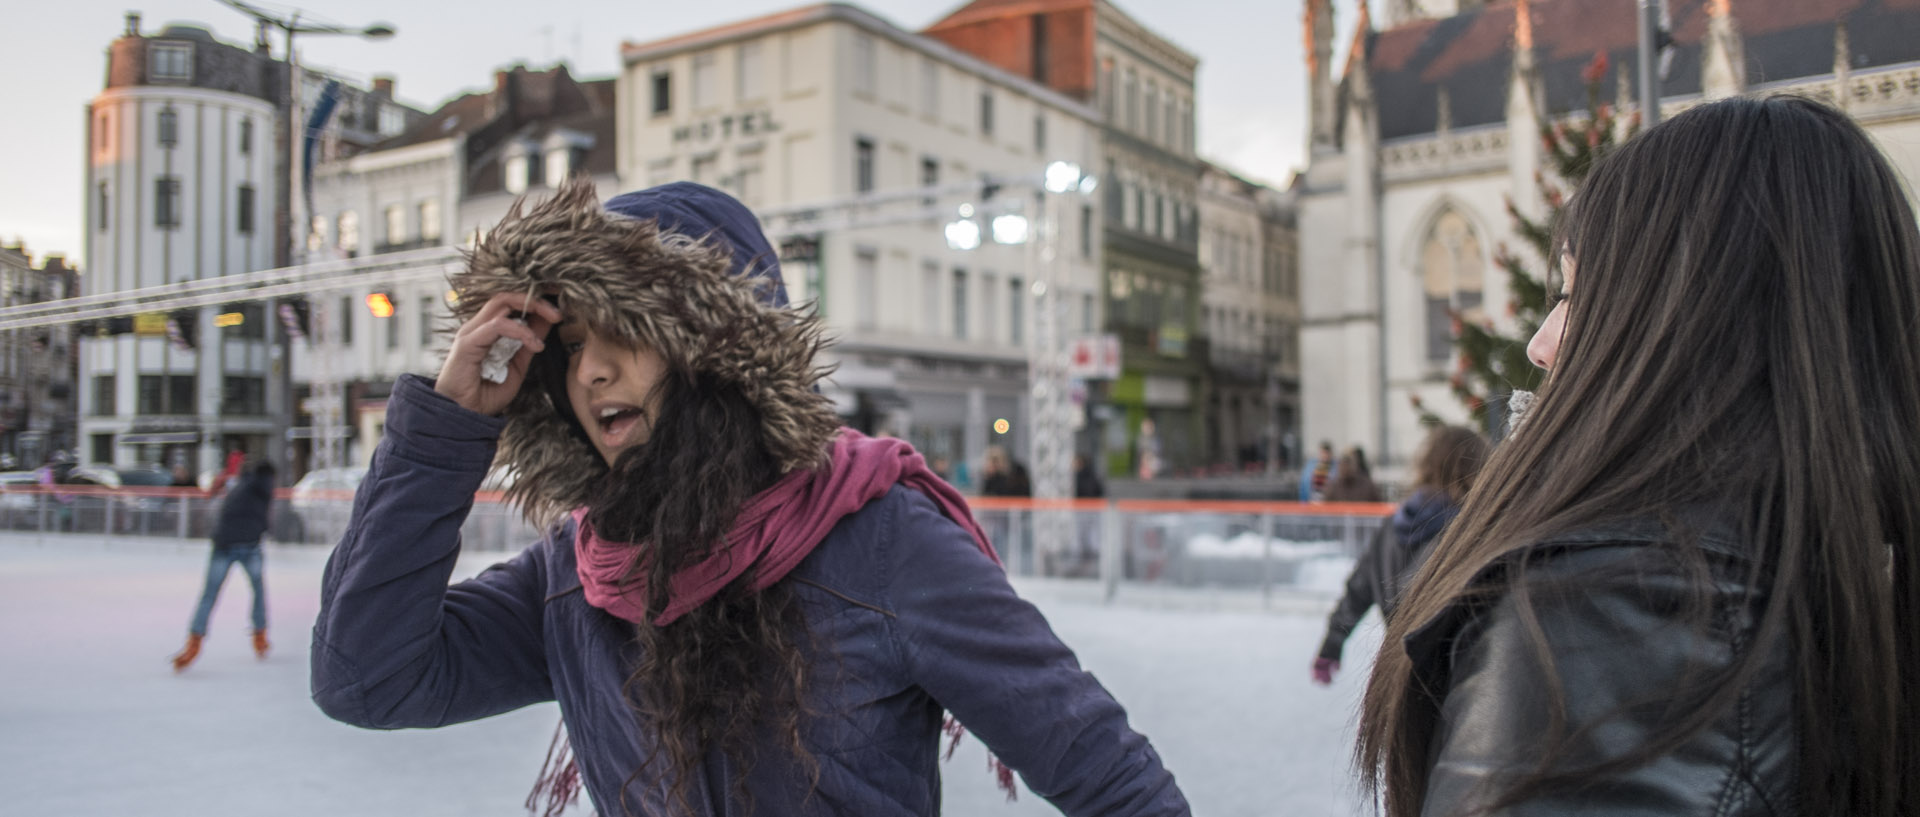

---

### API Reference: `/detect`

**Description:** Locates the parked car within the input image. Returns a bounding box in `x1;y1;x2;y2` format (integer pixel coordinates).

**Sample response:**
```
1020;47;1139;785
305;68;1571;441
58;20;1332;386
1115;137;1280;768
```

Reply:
291;467;367;508
113;466;180;535
288;467;367;544
0;471;42;527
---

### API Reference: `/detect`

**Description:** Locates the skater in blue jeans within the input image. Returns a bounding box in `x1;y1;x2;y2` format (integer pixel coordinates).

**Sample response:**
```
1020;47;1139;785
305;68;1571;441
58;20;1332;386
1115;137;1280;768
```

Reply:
170;459;275;672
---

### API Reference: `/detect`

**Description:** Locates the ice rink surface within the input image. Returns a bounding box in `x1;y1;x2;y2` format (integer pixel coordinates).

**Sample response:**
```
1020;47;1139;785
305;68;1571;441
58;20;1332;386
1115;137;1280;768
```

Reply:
0;535;1379;816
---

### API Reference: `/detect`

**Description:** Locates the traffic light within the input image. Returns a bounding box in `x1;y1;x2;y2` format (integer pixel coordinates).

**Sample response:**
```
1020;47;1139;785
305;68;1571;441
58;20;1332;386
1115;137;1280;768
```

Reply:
166;310;196;351
279;299;310;340
366;292;395;318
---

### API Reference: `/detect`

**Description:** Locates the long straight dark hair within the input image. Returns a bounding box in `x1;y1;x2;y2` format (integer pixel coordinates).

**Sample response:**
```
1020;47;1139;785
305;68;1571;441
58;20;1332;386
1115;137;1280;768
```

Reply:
1359;96;1920;815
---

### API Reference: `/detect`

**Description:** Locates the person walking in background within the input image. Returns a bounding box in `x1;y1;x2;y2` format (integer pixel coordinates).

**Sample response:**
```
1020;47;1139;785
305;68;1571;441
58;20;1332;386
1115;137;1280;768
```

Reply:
981;445;1031;497
1358;97;1920;816
1349;446;1373;481
1323;449;1382;503
310;179;1188;816
1073;454;1106;500
1300;441;1334;502
170;459;276;672
1311;426;1488;685
1136;418;1163;480
1064;454;1107;578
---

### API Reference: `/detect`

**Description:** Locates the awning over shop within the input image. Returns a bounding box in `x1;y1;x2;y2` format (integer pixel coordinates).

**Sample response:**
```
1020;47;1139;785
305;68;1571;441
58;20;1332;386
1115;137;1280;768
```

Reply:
120;432;200;445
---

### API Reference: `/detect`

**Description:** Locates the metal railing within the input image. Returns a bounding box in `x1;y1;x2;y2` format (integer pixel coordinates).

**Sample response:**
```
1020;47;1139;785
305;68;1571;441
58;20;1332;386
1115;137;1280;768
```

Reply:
2;485;1389;608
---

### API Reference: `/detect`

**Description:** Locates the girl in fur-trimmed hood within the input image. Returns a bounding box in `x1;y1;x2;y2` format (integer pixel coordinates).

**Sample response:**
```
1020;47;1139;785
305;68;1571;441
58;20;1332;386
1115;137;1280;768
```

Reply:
310;178;1189;817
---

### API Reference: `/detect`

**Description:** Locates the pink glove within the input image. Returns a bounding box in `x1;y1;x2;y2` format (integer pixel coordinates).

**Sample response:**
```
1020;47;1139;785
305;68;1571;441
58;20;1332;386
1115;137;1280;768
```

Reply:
1311;657;1339;686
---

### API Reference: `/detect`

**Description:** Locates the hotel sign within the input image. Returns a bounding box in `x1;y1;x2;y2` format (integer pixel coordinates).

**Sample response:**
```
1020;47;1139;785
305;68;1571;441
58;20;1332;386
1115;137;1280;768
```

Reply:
671;111;782;145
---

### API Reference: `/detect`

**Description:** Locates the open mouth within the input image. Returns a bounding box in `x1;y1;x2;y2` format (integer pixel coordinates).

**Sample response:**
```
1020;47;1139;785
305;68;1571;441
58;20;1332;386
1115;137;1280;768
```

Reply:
595;406;647;447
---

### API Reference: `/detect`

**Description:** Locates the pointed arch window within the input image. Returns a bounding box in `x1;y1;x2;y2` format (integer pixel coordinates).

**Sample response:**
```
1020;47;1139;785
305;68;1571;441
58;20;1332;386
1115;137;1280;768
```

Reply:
1421;209;1486;362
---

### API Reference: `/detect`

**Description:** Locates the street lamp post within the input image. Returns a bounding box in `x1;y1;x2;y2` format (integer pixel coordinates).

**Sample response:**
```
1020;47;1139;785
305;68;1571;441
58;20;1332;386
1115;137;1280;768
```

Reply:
218;1;393;477
948;162;1097;572
1637;0;1669;126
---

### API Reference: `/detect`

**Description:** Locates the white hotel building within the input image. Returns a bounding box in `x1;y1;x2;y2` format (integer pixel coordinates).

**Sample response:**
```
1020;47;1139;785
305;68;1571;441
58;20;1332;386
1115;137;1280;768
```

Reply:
618;3;1104;479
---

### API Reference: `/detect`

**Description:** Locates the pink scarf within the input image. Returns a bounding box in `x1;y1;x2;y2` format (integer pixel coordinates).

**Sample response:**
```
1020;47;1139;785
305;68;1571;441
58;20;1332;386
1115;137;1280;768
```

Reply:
533;430;1017;814
571;428;998;625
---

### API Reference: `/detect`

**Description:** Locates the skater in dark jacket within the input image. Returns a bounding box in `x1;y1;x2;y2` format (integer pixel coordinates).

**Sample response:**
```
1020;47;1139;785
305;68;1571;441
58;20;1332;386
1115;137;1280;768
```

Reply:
1312;426;1486;684
171;459;276;671
310;179;1188;817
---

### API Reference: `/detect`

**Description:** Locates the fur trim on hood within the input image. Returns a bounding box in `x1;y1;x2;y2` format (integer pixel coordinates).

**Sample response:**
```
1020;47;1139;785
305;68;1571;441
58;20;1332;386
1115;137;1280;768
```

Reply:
449;177;840;525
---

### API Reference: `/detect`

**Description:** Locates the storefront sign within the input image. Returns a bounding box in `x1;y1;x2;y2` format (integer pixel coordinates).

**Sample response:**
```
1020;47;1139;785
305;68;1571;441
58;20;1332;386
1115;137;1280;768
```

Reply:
134;312;169;336
1067;334;1121;380
132;417;200;433
779;233;821;263
671;111;781;146
1155;325;1189;358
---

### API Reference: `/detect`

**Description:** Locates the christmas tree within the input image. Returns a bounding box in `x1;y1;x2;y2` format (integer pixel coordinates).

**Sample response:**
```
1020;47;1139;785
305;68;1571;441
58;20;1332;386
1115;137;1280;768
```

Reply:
1414;52;1639;431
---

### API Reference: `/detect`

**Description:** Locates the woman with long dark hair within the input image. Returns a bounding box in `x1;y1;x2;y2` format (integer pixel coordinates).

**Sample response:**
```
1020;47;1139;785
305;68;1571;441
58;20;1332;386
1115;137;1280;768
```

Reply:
1358;96;1919;816
311;179;1188;816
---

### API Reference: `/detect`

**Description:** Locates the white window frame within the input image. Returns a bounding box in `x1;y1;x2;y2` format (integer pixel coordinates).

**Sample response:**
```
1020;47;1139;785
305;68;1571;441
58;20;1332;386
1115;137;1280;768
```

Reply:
920;58;939;118
853;34;877;97
737;41;765;101
383;204;407;247
418;199;442;242
692;52;718;109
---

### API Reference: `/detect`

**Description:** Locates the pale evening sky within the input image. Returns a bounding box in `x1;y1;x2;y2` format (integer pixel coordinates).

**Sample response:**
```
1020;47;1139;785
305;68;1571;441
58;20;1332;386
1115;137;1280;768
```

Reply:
0;0;1366;266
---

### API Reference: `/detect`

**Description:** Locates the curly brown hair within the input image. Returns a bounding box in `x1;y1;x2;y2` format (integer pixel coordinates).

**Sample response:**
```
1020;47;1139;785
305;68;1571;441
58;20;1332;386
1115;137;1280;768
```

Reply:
580;365;821;816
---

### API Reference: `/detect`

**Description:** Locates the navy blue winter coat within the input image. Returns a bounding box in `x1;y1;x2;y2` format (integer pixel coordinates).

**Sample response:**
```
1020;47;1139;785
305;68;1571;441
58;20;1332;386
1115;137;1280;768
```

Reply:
310;375;1189;816
209;466;274;549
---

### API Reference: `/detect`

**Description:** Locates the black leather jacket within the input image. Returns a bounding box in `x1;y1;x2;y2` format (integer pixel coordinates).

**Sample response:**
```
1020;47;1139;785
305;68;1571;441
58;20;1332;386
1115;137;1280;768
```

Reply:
1402;521;1798;816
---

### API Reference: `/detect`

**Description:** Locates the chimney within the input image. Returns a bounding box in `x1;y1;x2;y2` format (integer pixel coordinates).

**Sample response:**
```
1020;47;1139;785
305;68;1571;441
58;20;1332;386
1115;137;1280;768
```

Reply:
373;76;395;100
125;12;142;37
491;65;526;119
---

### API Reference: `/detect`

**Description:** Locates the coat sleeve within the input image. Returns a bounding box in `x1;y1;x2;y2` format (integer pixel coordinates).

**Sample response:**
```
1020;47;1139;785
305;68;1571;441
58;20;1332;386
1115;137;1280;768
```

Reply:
310;374;555;729
884;491;1190;817
1319;523;1389;661
1417;545;1767;817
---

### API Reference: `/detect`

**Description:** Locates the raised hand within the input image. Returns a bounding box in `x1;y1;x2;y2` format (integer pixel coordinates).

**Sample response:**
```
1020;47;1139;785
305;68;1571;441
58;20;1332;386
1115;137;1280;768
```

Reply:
435;292;563;416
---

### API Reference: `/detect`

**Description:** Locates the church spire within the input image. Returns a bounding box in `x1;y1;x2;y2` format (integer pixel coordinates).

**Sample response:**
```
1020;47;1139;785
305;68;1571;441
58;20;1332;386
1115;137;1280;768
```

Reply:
1514;0;1534;55
1702;0;1746;99
1306;0;1338;150
1833;20;1852;111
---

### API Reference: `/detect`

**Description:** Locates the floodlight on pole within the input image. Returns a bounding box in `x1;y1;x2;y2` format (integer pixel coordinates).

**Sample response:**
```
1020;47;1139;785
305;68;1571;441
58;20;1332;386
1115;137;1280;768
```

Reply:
944;217;982;251
1044;161;1082;194
992;214;1031;245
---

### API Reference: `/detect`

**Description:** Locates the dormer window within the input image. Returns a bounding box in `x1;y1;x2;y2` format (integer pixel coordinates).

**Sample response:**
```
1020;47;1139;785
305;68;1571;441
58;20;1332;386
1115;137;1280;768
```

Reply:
541;130;594;189
379;105;405;137
503;139;541;195
504;154;529;194
150;43;191;81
